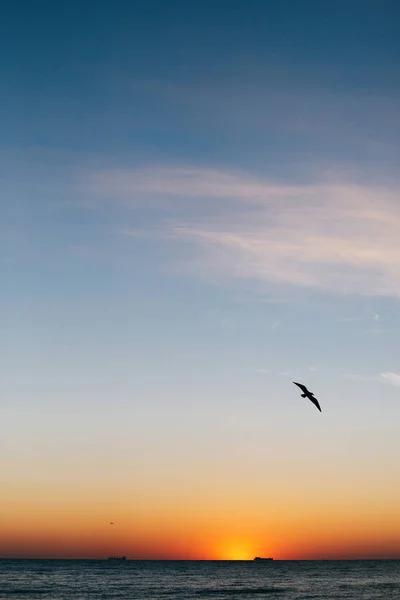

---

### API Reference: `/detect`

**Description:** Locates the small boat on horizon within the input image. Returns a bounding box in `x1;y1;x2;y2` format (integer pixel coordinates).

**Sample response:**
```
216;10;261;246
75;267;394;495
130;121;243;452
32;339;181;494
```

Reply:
107;556;127;562
254;556;273;561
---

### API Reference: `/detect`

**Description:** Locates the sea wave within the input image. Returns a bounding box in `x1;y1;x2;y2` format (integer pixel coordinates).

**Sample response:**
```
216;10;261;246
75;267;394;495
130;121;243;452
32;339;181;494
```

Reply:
188;586;289;596
0;590;49;596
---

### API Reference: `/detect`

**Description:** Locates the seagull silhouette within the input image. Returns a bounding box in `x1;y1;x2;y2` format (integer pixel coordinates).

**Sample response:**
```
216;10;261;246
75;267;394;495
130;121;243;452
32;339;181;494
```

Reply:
109;522;115;525
293;382;322;412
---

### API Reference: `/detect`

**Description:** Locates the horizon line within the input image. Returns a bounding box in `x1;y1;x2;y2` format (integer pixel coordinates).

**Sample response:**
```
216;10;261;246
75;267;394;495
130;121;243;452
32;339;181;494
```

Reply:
1;557;399;561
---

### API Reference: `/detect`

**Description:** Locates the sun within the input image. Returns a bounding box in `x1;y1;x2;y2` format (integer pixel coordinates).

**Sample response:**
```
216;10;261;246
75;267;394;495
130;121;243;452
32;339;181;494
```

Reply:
218;540;255;560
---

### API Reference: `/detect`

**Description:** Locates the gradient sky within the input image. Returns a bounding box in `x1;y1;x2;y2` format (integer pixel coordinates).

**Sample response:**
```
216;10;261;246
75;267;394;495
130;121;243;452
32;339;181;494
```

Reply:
1;0;400;560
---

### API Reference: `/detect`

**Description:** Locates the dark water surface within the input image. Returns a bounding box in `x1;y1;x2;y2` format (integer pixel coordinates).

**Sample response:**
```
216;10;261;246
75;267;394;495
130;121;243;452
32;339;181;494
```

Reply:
0;559;399;599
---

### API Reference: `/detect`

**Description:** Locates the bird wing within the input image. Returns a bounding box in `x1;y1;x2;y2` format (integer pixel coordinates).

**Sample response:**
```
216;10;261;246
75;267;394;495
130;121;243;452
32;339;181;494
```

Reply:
310;396;322;412
293;381;308;394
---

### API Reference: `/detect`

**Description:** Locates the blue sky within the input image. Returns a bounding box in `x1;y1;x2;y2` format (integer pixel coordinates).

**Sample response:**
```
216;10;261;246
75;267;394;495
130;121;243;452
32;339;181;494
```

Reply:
2;0;400;549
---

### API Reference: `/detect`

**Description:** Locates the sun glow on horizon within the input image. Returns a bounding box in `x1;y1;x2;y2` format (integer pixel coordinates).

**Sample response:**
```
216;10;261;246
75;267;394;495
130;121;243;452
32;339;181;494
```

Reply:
216;540;258;561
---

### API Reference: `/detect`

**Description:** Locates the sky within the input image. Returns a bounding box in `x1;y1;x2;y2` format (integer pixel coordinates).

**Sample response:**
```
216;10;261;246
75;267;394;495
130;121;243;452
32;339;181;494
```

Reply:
1;0;400;560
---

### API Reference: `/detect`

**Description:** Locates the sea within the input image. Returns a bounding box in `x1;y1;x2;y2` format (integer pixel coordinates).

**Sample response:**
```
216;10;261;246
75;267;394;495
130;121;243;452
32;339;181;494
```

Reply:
0;559;399;599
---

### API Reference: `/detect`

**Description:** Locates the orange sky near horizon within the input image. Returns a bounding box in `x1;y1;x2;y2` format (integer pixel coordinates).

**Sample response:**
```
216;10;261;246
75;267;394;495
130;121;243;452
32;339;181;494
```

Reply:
2;410;400;560
2;477;400;560
2;518;400;560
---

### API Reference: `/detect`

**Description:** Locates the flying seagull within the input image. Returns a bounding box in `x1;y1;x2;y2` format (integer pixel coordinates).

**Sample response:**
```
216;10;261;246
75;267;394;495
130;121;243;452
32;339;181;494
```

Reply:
109;522;115;525
293;382;322;412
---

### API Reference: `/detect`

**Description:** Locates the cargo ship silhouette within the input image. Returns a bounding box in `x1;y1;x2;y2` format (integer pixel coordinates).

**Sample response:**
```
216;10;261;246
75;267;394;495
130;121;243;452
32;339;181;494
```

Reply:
107;556;126;562
254;556;273;561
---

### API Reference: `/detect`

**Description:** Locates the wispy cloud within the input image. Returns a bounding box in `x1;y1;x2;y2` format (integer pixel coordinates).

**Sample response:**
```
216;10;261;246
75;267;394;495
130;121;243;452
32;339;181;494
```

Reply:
378;372;400;387
127;78;400;156
342;372;400;386
89;166;317;203
88;165;400;297
342;374;367;382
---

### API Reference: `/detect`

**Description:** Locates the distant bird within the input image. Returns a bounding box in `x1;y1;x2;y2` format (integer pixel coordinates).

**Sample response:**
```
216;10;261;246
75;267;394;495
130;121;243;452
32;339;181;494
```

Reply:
293;382;322;412
109;522;115;525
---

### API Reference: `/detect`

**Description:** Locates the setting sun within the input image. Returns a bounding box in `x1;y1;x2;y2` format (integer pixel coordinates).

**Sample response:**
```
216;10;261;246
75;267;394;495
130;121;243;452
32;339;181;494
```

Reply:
217;540;255;561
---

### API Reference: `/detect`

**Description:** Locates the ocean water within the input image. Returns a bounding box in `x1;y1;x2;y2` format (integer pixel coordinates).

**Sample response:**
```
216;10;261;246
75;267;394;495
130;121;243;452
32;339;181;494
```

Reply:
0;559;399;599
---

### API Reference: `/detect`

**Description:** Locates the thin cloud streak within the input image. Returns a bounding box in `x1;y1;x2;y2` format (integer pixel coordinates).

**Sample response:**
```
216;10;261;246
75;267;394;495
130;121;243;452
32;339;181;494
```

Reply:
342;372;400;386
379;372;400;387
89;166;400;297
89;167;319;203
